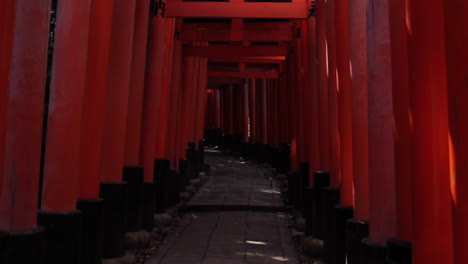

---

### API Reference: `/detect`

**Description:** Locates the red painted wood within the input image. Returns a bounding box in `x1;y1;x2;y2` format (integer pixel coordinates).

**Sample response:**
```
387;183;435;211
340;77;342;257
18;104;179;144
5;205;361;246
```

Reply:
124;0;150;166
167;0;308;19
207;70;279;79
306;17;321;175
349;0;370;220
335;0;354;207
389;0;412;240
316;0;330;171
80;0;115;199
101;0;136;182
182;21;294;42
445;1;468;262
154;19;175;161
165;24;183;168
197;58;209;143
295;31;306;165
185;45;288;58
241;82;250;142
140;16;170;181
0;0;16;200
326;0;341;187
367;0;397;244
249;79;257;143
41;0;91;211
286;56;298;171
215;90;222;129
408;0;454;262
178;56;196;156
0;0;50;231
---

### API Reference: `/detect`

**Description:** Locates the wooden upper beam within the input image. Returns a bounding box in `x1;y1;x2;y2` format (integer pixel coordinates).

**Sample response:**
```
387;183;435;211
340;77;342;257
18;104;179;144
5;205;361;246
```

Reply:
182;22;294;42
184;45;289;58
167;0;308;19
208;70;279;79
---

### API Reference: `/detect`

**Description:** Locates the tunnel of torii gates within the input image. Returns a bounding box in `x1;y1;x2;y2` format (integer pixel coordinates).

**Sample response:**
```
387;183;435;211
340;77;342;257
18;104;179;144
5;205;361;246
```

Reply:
0;0;467;263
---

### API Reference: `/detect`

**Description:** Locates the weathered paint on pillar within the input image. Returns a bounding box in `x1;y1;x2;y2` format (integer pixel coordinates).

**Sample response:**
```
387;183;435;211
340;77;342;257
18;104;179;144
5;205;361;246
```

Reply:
366;0;397;244
140;16;169;180
408;0;454;262
335;0;354;206
0;0;50;231
42;0;92;211
445;1;468;263
306;17;320;174
0;0;16;196
326;0;341;186
80;0;115;199
124;0;151;165
316;0;330;171
154;19;175;160
389;0;412;241
101;0;136;182
349;0;369;220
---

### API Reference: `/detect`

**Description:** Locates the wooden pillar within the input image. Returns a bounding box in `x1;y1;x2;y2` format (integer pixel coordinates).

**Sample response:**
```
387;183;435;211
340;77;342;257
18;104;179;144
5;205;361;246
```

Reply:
0;0;50;232
349;0;370;221
326;0;341;186
140;16;169;180
100;0;136;182
215;90;221;129
389;0;412;242
124;0;150;166
154;19;175;160
366;0;397;247
408;0;454;262
178;56;195;156
335;0;354;206
316;0;330;171
445;1;468;262
249;79;257;143
260;80;268;144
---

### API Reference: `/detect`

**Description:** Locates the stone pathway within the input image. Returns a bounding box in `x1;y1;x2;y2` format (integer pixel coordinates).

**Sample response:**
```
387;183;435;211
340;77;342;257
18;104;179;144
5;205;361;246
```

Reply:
145;151;298;264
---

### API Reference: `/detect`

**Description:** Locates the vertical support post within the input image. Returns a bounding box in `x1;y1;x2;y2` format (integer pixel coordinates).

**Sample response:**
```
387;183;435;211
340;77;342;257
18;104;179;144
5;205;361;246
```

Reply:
316;0;330;172
326;0;340;186
249;79;257;143
347;0;370;262
408;0;454;263
363;0;397;262
0;1;49;262
178;56;196;156
100;0;136;259
445;1;468;263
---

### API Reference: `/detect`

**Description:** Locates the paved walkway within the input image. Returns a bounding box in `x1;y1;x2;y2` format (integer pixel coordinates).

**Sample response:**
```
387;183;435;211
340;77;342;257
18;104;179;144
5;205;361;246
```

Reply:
145;151;298;264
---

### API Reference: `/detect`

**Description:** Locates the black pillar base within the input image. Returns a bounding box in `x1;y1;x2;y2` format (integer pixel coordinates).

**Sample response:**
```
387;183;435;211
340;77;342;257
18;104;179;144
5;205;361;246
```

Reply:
37;210;83;264
168;169;179;207
322;187;340;258
154;159;170;213
123;166;144;232
346;218;369;264
142;182;157;232
304;187;314;236
0;227;45;264
179;159;189;190
361;237;386;264
100;182;127;259
333;205;354;264
312;171;331;240
77;198;104;264
387;238;412;264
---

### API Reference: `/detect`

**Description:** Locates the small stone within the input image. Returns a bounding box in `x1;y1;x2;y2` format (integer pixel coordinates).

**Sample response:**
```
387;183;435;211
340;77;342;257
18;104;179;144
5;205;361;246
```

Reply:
186;185;196;193
124;230;150;250
302;236;325;258
153;213;172;227
190;179;201;187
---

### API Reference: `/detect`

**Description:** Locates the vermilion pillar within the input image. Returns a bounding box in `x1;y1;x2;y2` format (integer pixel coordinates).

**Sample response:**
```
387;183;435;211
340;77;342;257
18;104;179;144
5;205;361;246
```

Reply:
335;0;353;207
141;16;169;181
286;56;298;171
196;58;208;144
349;0;369;222
306;17;320;173
445;1;468;264
0;0;15;198
389;0;413;244
100;0;136;259
154;19;175;160
408;0;453;263
294;33;306;164
326;0;341;187
249;79;257;143
225;85;235;136
316;0;330;171
101;0;135;182
215;90;222;129
0;0;49;233
364;0;397;258
124;0;150;165
260;80;268;144
178;56;196;156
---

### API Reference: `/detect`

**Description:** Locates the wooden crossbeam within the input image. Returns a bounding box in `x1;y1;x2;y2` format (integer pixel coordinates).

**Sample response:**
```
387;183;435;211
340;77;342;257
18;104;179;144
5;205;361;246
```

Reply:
208;70;279;79
166;0;308;19
184;45;289;58
182;22;294;42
